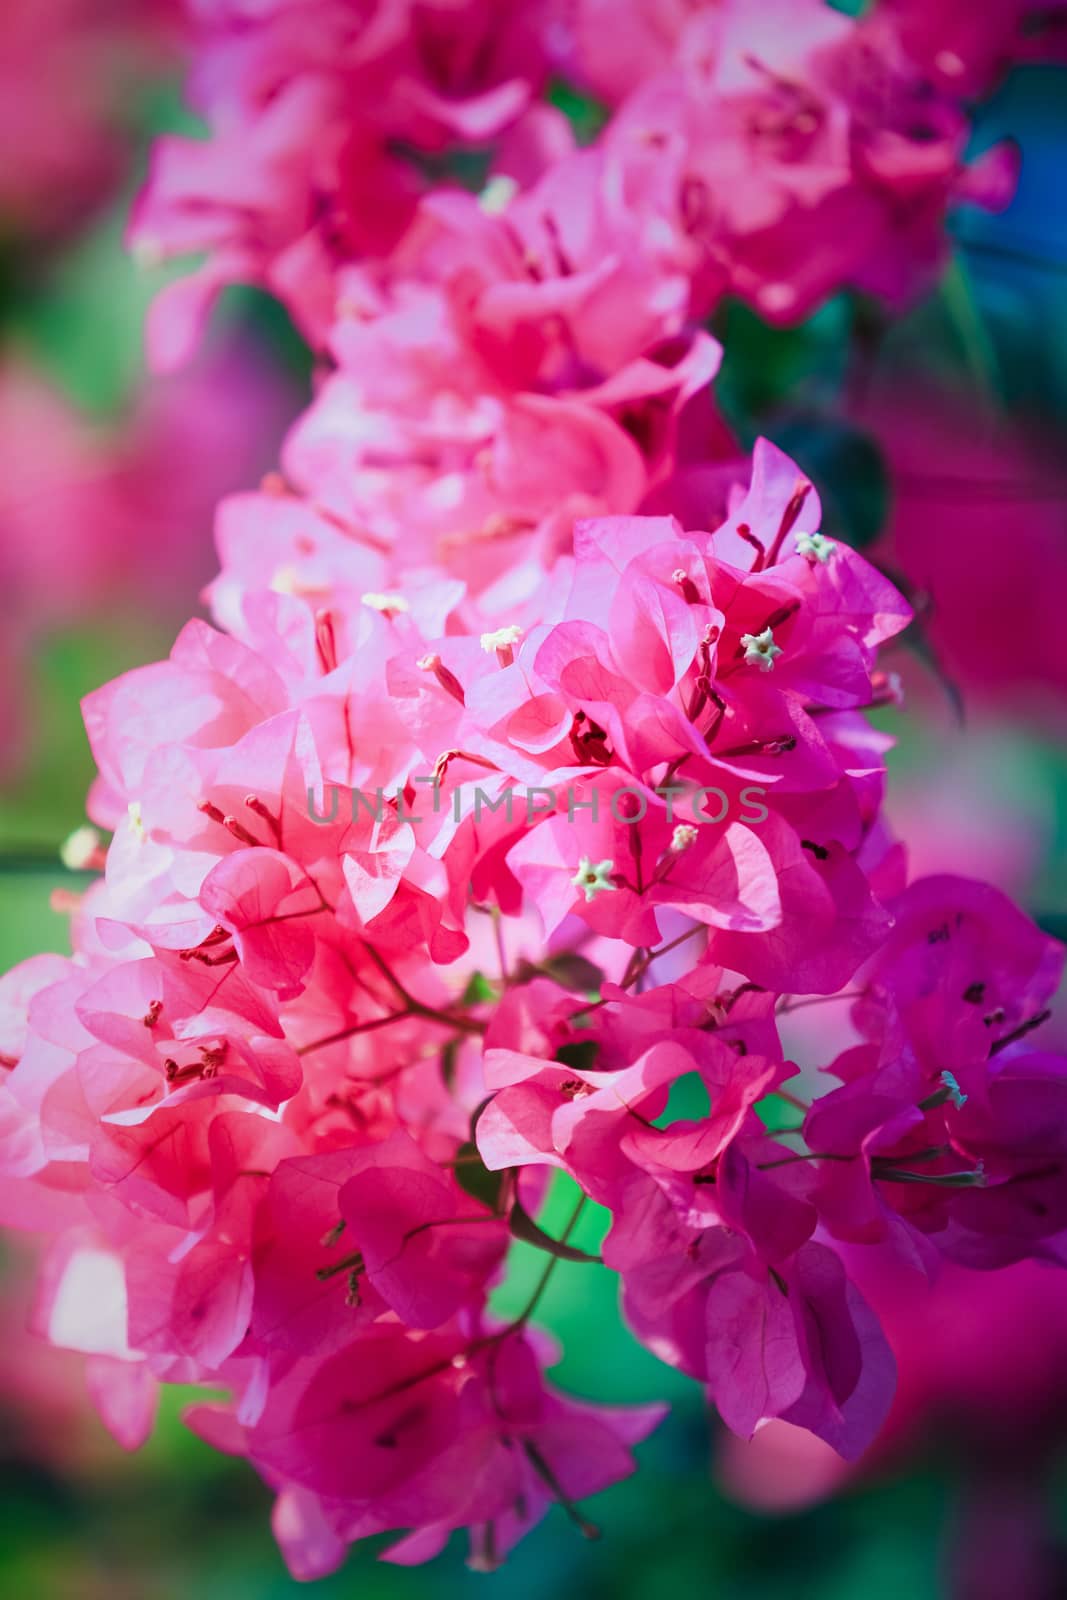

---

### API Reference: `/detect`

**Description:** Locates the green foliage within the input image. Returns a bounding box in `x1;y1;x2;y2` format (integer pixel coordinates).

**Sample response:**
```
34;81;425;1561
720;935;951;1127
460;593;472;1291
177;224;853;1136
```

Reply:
756;1092;804;1135
11;199;179;419
652;1072;711;1128
508;1196;602;1264
0;619;172;853
547;80;609;146
460;971;496;1007
711;296;853;433
555;1039;601;1072
771;418;891;550
453;1142;507;1212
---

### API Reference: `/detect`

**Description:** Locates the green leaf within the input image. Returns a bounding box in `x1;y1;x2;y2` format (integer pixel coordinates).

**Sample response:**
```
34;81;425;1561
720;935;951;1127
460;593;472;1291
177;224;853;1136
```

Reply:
439;1036;460;1091
508;1198;602;1264
547;79;609;146
755;1092;805;1134
516;950;605;994
454;1142;508;1212
555;1039;600;1073
651;1072;710;1128
460;971;496;1006
0;618;173;851
711;295;851;432
770;418;891;550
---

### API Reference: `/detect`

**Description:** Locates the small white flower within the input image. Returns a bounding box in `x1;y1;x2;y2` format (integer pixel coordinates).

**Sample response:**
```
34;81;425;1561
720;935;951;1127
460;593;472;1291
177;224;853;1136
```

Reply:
670;824;699;853
795;531;836;564
60;825;102;872
270;565;301;595
740;627;783;671
571;857;617;904
480;624;523;654
478;175;519;215
361;592;409;614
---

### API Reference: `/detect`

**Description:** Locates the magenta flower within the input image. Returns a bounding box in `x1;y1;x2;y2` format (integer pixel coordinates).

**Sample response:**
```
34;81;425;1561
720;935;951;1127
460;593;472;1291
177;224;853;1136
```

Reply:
3;0;1067;1579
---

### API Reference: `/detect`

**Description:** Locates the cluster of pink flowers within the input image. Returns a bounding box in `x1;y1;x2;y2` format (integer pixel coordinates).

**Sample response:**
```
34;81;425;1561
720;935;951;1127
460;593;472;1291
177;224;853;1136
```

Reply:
3;0;1067;1581
132;0;1047;370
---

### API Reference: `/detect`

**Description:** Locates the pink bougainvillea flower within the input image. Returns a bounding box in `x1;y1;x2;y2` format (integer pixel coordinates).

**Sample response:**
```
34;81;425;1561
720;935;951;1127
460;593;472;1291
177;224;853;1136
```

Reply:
3;2;1067;1581
130;0;568;360
133;0;1031;365
10;404;1065;1576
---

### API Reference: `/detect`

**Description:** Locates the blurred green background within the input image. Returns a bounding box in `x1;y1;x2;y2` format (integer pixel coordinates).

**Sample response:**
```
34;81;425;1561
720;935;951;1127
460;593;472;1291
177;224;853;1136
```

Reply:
1;27;1066;1600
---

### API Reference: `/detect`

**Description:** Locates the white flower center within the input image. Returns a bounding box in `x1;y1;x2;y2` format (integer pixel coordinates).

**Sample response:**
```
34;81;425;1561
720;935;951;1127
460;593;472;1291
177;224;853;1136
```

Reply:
795;531;835;564
480;624;523;654
479;175;519;215
571;856;617;903
740;627;783;671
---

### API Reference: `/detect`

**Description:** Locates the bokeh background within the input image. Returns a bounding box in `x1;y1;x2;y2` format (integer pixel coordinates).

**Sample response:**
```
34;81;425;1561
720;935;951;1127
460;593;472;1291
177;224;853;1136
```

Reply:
1;10;1066;1598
